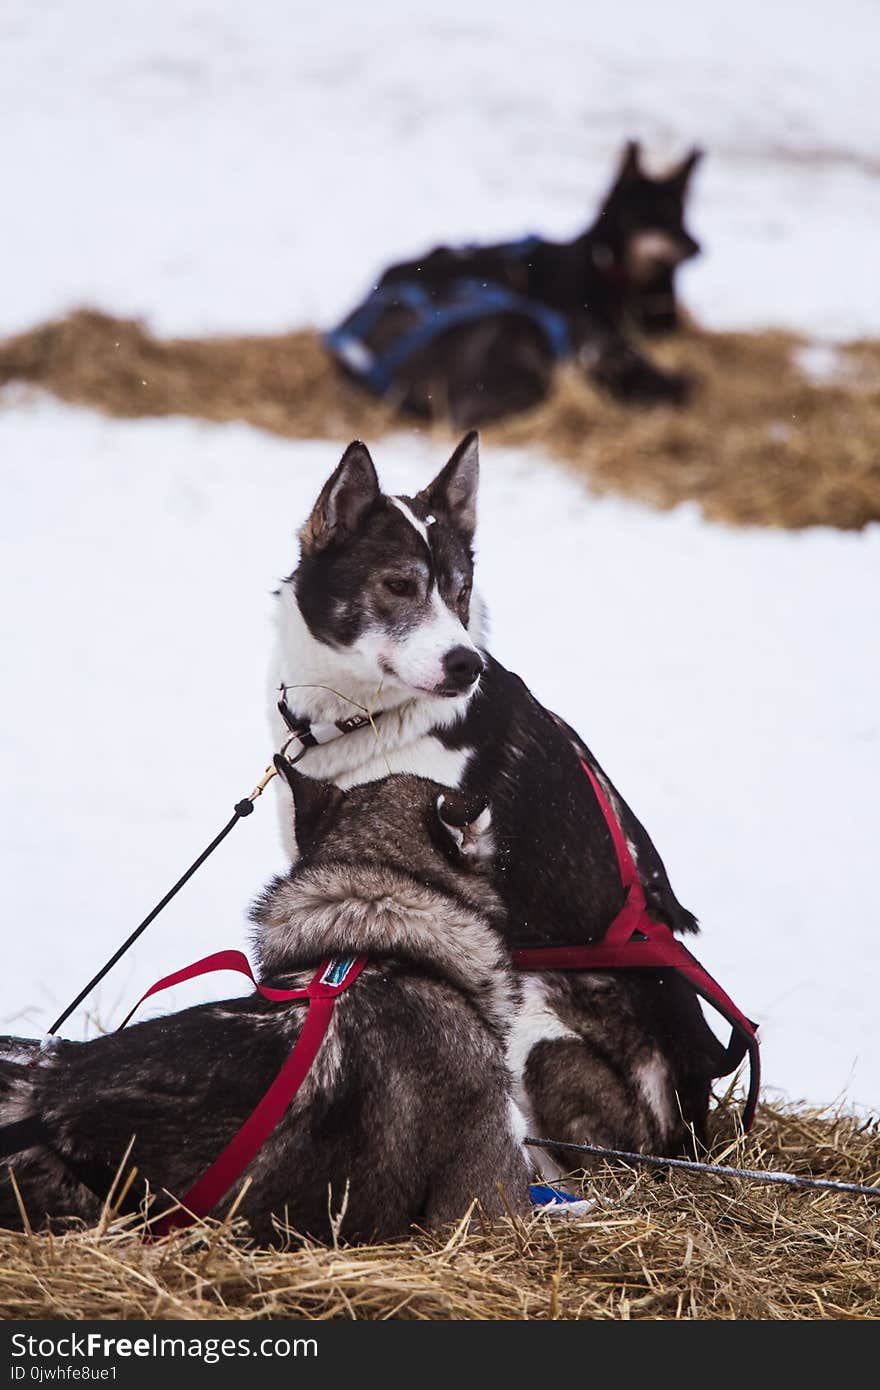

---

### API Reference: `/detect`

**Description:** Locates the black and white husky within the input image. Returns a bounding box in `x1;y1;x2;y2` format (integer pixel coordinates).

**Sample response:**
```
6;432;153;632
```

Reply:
0;771;530;1243
271;434;728;1163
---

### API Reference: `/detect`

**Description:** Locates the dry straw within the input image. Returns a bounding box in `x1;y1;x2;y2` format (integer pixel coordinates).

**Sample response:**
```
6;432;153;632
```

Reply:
2;1098;879;1321
1;310;878;531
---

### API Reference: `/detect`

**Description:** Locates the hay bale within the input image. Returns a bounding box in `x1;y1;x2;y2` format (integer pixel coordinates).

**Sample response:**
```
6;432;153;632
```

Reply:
0;309;394;442
492;328;880;531
1;312;879;531
2;1099;878;1321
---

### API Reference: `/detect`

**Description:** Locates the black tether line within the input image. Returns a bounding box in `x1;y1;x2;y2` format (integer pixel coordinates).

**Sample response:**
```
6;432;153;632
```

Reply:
525;1137;880;1199
44;707;363;1039
47;798;255;1037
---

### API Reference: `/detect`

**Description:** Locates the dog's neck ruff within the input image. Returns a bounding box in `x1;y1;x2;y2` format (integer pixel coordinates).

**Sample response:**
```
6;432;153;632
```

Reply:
252;861;513;1033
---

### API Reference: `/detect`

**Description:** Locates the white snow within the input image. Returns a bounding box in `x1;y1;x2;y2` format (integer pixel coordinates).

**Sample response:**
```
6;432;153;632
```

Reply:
2;0;879;341
1;0;879;1117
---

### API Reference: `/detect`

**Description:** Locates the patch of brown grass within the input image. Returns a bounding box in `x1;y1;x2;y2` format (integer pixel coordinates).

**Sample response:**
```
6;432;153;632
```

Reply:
494;329;880;530
0;309;394;442
2;310;879;531
2;1099;878;1321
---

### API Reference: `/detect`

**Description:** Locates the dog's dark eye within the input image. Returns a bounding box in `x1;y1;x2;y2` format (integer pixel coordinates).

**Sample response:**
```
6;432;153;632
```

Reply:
458;584;472;607
383;577;415;598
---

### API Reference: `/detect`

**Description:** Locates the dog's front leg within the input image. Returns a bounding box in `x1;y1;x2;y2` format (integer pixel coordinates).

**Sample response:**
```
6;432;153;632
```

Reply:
523;1033;682;1167
577;325;694;406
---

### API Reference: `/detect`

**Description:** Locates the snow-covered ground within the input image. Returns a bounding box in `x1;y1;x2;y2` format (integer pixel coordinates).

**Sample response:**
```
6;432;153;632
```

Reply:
1;1;878;1115
2;0;879;341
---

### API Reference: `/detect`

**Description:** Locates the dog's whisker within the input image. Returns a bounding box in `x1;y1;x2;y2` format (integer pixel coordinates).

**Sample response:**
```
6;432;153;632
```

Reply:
365;679;393;777
278;681;371;715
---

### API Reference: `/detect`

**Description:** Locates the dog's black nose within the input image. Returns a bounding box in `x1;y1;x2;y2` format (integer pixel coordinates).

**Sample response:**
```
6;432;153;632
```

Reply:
442;646;484;691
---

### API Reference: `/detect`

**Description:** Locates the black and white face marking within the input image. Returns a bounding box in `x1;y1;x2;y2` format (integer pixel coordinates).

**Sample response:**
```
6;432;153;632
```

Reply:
291;434;485;702
625;229;693;282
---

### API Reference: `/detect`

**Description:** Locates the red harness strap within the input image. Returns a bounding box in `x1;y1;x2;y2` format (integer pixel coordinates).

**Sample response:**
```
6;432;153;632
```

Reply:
121;950;367;1236
513;758;761;1131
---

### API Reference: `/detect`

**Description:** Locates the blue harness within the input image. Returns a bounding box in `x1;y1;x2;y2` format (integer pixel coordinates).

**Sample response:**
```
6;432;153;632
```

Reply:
325;237;571;396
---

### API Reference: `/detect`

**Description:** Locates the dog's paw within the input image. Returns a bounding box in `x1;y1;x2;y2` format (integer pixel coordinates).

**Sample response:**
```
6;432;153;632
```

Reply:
586;341;696;408
627;366;696;407
658;366;692;405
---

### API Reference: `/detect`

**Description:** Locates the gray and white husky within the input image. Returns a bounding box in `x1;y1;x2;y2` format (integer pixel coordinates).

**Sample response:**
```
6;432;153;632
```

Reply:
270;434;728;1164
0;770;530;1242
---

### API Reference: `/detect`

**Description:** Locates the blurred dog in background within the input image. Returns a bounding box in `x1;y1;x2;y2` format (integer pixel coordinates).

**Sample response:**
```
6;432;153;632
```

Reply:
327;141;703;426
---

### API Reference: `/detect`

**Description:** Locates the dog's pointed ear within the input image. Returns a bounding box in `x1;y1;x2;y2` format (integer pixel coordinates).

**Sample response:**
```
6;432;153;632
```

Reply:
417;432;479;543
274;754;345;857
614;140;642;187
299;441;380;556
435;790;493;869
669;147;703;195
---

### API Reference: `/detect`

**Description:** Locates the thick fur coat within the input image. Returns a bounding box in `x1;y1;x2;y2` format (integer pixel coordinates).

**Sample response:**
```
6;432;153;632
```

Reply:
0;773;530;1242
